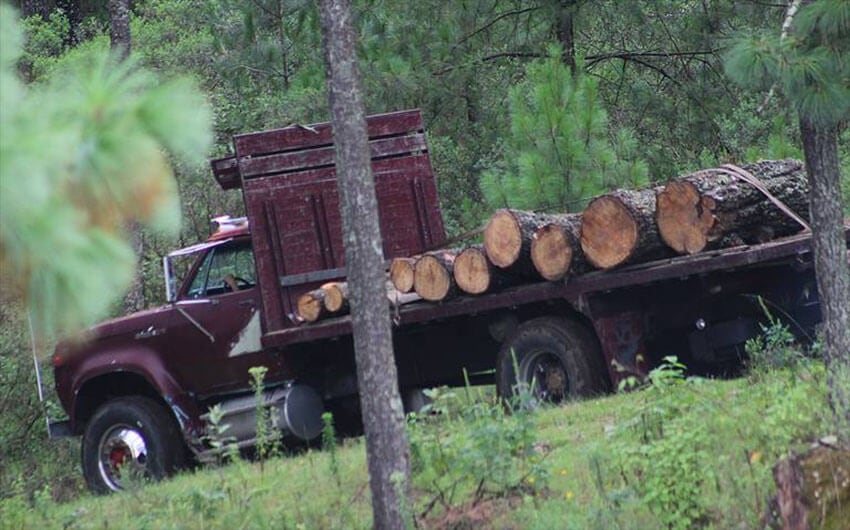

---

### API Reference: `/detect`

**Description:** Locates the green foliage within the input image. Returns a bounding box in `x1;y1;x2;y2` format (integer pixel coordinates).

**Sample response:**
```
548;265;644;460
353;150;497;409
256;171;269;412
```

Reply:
408;384;549;518
0;5;213;335
248;365;280;466
725;0;850;127
480;46;648;213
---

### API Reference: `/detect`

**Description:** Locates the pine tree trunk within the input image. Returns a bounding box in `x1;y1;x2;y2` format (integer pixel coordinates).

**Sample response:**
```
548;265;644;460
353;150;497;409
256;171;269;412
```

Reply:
656;160;810;254
108;0;131;61
318;2;411;528
581;187;668;269
799;116;850;441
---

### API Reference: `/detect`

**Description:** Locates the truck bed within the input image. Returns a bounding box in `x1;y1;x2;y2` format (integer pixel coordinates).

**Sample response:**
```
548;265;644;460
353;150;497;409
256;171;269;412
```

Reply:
262;226;849;349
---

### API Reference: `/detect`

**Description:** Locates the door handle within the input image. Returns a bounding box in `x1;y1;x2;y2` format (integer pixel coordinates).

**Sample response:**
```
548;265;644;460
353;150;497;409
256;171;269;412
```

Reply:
134;326;165;340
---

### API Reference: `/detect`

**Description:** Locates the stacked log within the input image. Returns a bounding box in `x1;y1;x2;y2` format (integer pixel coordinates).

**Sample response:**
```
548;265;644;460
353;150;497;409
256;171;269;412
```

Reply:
414;249;458;302
580;187;668;270
656;159;810;254
530;213;584;281
296;282;350;322
296;159;815;324
453;245;516;295
389;257;416;293
483;209;539;276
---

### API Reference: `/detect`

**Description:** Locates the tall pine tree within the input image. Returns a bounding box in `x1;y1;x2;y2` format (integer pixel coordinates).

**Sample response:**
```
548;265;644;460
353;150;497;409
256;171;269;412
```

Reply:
480;45;647;213
726;0;850;440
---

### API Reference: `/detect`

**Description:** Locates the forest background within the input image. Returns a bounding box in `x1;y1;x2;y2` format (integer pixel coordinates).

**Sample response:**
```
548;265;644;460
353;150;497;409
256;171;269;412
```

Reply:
1;0;849;502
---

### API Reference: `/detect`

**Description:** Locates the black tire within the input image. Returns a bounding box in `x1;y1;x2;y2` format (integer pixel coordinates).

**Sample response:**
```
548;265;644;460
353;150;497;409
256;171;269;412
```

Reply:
81;396;185;494
496;317;609;404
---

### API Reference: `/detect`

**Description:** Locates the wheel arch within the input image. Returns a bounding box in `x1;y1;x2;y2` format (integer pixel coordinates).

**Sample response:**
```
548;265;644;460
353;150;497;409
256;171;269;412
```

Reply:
74;371;169;435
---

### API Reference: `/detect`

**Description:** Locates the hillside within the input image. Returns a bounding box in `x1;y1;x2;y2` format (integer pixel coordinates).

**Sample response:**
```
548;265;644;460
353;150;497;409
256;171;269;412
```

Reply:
1;352;840;530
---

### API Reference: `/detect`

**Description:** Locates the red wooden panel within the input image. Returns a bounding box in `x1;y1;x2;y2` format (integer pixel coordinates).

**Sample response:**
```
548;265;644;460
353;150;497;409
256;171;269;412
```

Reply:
234;109;423;159
234;109;445;333
210;156;240;190
238;134;427;179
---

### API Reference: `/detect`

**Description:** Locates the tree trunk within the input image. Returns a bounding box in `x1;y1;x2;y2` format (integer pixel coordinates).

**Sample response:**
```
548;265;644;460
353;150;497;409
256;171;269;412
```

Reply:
556;0;577;71
799;116;850;441
453;245;516;295
389;257;416;293
413;249;457;302
581;187;668;269
108;0;131;61
656;160;810;254
318;2;411;529
530;213;584;280
109;0;141;314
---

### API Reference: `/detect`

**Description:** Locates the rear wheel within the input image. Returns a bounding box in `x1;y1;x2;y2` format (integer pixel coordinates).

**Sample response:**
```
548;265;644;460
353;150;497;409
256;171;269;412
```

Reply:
496;317;609;404
81;396;185;493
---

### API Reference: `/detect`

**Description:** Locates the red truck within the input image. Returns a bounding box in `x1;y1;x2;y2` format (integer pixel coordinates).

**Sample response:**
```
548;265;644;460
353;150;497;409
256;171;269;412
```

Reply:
51;109;845;493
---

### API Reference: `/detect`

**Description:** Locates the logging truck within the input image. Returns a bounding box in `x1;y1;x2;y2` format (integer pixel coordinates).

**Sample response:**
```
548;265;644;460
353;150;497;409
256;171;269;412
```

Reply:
50;109;847;493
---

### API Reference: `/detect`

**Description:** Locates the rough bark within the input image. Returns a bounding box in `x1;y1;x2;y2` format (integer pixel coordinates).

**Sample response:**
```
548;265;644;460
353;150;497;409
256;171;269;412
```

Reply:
768;442;850;530
414;250;458;302
557;0;577;71
483;209;558;277
581;187;668;269
453;245;516;295
799;117;850;440
389;257;416;293
318;1;411;528
109;0;141;314
530;213;584;280
656;160;810;254
108;0;131;61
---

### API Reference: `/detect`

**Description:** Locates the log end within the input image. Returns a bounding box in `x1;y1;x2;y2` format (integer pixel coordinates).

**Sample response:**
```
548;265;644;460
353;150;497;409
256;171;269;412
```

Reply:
454;247;491;294
483;209;522;268
389;257;416;293
414;255;452;301
580;195;638;269
321;282;346;312
656;180;714;254
296;292;322;322
531;224;574;281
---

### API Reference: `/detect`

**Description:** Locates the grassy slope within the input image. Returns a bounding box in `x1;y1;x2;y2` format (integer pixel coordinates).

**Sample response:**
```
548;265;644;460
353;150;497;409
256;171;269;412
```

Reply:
0;363;832;530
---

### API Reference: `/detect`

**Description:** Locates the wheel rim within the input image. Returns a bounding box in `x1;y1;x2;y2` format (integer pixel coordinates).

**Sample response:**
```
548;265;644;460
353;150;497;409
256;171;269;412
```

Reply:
97;425;149;491
517;350;568;403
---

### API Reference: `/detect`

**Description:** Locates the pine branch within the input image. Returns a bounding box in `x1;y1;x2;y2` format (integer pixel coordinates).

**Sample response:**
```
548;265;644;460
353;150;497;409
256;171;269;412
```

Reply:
452;6;543;52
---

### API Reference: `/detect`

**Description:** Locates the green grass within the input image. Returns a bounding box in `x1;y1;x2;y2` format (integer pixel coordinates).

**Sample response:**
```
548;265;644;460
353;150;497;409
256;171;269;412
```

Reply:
0;360;833;530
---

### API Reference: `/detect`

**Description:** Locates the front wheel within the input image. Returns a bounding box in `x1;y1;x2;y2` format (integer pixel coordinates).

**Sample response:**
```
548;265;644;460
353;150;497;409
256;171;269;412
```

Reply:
496;317;609;405
82;396;185;493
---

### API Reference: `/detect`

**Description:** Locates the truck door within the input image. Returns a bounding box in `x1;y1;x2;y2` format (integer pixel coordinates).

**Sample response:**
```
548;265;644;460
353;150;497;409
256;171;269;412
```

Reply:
166;239;281;396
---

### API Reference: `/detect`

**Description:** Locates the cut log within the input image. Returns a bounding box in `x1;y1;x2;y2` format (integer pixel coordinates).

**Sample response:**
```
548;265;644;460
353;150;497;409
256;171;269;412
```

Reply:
483;209;559;277
389;257;416;293
414;250;457;302
453;245;516;295
320;282;349;313
296;288;328;323
530;213;584;281
656;159;810;254
581;187;668;270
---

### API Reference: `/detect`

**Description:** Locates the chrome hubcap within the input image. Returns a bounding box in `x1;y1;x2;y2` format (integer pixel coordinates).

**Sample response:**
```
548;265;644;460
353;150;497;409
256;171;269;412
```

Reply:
98;426;149;491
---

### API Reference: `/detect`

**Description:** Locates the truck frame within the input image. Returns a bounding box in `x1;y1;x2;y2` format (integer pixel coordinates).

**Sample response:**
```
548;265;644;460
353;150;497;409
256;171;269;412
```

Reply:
51;109;847;493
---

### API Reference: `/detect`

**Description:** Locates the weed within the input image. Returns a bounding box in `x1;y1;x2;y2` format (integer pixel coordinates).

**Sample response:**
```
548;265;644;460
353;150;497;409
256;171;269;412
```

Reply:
248;365;281;470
